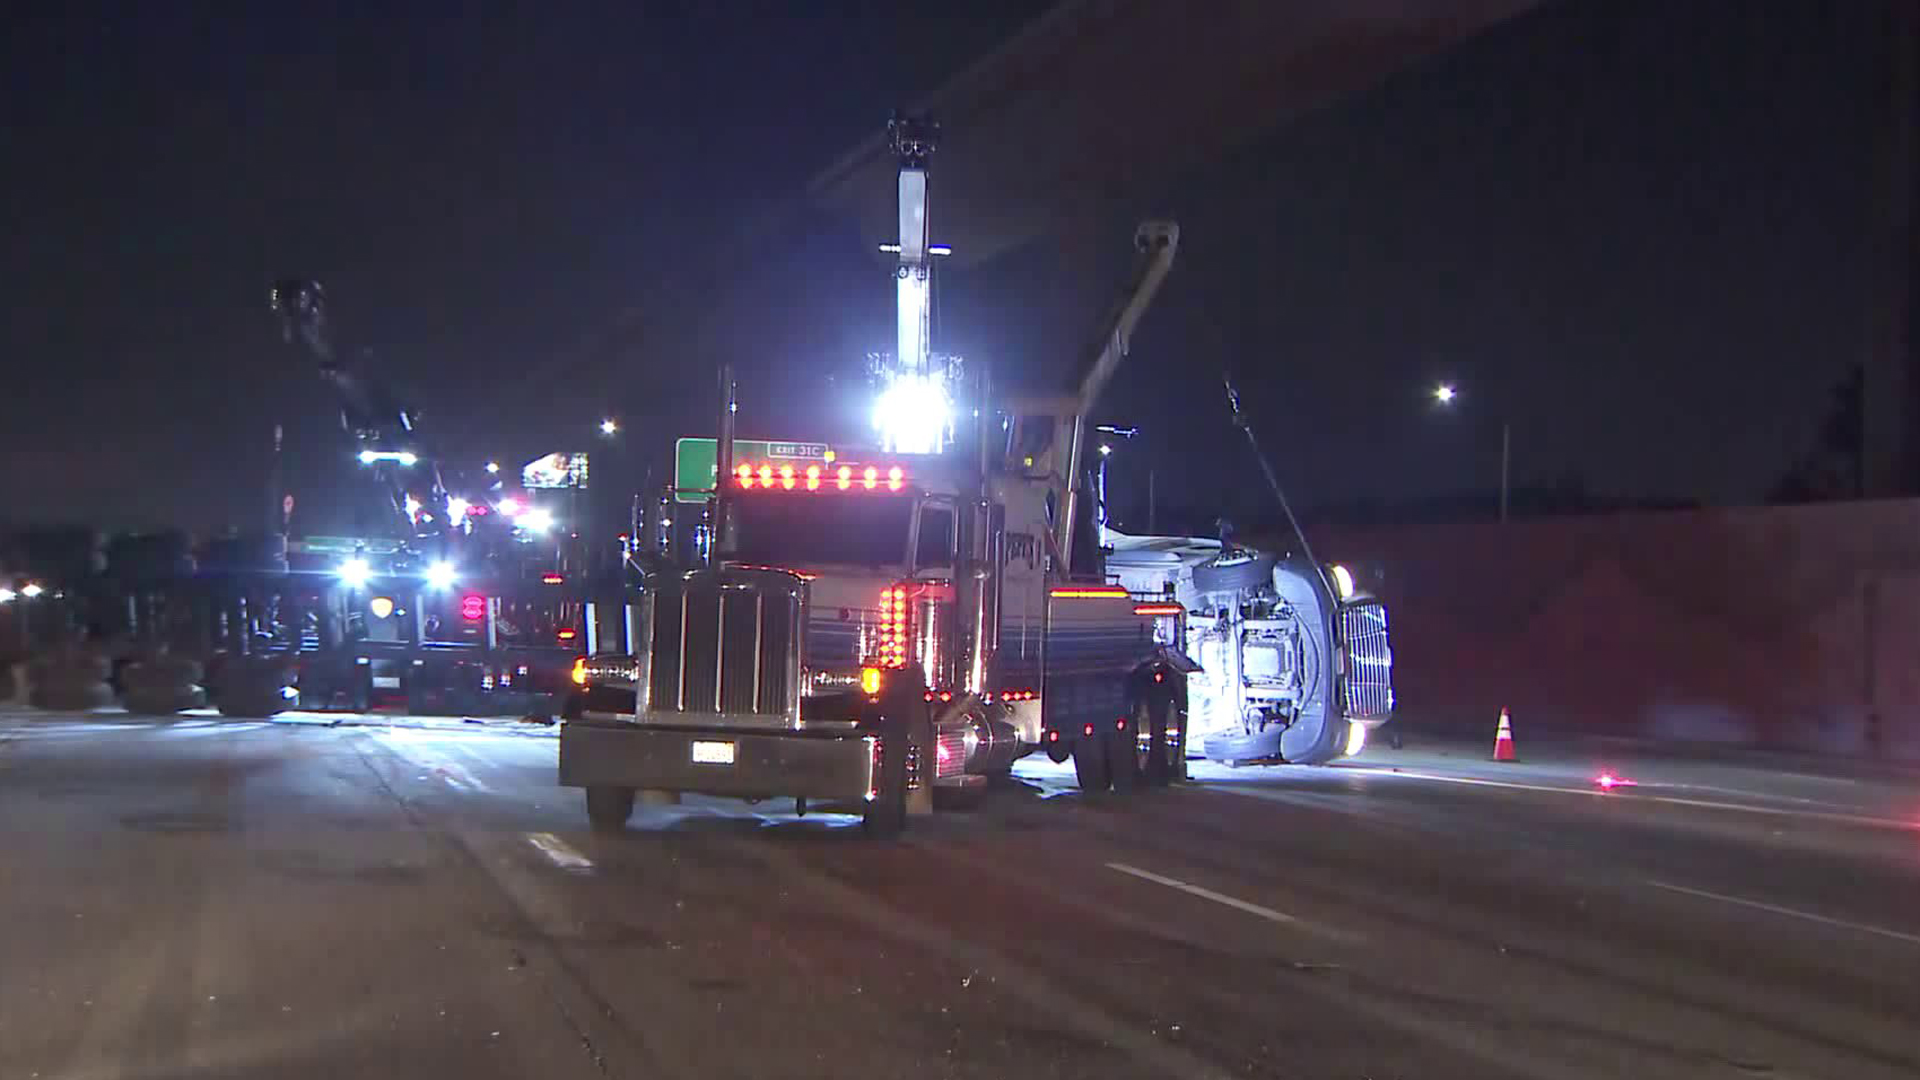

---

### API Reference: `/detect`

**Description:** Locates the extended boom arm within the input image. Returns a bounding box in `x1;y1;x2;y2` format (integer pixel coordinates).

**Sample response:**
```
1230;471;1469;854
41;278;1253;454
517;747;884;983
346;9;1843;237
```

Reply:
1053;221;1179;575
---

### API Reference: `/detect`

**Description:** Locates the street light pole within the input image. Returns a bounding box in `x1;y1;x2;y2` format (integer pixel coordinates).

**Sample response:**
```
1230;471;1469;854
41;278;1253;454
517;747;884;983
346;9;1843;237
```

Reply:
1499;420;1511;525
1434;382;1510;524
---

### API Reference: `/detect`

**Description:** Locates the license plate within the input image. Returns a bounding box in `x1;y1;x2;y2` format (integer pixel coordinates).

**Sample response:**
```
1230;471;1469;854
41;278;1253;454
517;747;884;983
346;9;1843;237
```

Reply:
691;740;736;765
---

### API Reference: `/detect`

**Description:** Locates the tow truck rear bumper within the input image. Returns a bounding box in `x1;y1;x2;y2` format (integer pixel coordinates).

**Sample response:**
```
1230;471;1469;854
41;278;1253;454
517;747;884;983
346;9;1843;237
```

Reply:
558;720;876;803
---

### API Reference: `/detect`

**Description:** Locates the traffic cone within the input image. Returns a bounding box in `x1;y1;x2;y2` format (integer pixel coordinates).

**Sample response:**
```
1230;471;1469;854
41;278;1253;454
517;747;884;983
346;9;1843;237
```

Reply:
1492;708;1517;762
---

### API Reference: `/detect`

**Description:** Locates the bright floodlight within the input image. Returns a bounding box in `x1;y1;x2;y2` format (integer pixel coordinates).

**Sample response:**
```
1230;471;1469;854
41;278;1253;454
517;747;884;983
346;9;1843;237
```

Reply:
1099;443;1113;456
337;558;371;589
0;588;15;603
358;450;378;465
447;496;470;520
600;419;619;436
484;461;500;474
424;561;457;591
20;583;44;599
1329;563;1356;600
521;507;555;533
873;374;950;455
397;451;419;466
1433;383;1457;404
496;496;524;518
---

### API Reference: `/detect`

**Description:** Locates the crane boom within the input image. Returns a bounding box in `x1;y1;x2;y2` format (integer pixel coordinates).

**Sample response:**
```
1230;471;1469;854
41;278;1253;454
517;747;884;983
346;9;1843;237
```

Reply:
1053;221;1179;576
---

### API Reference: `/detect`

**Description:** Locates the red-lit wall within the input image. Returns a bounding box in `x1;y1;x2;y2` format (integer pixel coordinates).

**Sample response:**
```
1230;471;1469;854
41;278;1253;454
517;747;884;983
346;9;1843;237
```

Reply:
1311;500;1920;761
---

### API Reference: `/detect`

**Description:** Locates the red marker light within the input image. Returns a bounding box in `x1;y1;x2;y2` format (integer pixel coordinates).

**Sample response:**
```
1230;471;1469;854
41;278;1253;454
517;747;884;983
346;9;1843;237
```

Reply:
459;594;487;621
541;573;565;584
1083;723;1095;737
1595;772;1637;790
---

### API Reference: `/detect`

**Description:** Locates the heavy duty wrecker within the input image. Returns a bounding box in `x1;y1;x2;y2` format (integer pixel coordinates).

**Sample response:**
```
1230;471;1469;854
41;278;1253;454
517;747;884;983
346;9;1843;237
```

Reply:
557;119;1393;834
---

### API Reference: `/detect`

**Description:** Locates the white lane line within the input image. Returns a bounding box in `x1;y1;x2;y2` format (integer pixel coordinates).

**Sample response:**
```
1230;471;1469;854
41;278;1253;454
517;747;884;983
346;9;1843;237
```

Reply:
430;761;490;793
525;832;594;872
1106;862;1358;942
1646;880;1920;948
1319;767;1918;832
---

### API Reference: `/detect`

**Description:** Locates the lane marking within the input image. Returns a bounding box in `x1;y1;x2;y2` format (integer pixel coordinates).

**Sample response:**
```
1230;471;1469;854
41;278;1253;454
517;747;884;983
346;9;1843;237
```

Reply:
1106;862;1358;942
1310;767;1919;832
526;831;594;872
1645;880;1920;948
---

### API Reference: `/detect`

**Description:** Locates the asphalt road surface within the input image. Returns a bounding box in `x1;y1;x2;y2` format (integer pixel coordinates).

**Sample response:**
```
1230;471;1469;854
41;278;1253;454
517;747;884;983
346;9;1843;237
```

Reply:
2;713;1916;1079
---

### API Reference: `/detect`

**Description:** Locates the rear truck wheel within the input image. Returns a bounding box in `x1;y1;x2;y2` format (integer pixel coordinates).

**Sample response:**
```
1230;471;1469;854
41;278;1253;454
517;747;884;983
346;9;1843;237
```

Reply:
1143;683;1183;786
863;722;910;838
1072;734;1111;792
585;786;635;831
1108;707;1142;795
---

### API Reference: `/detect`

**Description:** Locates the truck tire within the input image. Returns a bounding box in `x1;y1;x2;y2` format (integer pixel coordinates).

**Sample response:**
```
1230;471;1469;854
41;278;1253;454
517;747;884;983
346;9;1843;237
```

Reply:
1072;736;1111;792
32;676;116;712
863;723;909;838
120;657;207;715
215;656;294;718
1108;709;1141;795
585;786;635;832
1191;552;1277;597
123;682;208;715
1143;684;1184;786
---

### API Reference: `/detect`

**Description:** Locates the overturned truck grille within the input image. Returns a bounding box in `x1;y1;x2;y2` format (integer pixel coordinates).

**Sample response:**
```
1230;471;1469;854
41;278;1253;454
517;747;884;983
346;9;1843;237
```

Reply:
644;569;804;726
1337;601;1394;720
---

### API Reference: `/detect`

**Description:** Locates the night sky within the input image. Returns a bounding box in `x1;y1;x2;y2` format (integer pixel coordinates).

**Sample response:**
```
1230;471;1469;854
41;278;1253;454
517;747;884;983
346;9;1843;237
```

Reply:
1;1;1891;535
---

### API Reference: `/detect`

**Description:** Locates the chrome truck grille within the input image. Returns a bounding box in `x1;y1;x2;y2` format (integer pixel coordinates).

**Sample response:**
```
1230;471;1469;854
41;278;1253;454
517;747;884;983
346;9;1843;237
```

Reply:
1337;600;1394;720
642;568;804;727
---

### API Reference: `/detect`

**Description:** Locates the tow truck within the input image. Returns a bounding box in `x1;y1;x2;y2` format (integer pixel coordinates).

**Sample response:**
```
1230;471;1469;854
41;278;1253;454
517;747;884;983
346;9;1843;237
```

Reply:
557;118;1393;833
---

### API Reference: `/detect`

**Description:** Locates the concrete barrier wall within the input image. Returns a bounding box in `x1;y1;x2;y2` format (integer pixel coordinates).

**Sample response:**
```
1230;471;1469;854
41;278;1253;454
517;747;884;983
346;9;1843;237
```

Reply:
1312;500;1920;761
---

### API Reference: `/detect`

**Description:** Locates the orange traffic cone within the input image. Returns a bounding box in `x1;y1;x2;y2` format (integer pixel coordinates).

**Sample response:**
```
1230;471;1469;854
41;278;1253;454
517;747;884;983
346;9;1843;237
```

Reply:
1492;708;1517;762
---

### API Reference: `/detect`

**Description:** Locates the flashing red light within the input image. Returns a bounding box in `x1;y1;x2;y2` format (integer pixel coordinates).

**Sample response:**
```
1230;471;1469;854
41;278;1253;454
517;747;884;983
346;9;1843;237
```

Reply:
459;594;487;621
887;465;904;491
806;464;821;491
1595;772;1638;790
758;464;773;485
1116;717;1128;730
1153;671;1164;683
736;463;753;488
836;466;852;490
863;466;878;490
541;573;565;585
467;503;490;516
1046;730;1059;742
1082;723;1095;737
556;628;578;642
939;691;953;702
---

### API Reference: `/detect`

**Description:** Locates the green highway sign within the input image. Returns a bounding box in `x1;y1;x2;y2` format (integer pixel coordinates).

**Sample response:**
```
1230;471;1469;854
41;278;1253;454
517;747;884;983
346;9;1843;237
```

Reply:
674;438;832;503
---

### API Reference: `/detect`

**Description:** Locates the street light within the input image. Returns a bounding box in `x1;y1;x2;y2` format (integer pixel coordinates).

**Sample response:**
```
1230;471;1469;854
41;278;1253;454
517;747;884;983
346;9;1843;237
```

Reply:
484;461;500;475
600;418;619;436
20;583;44;599
1432;383;1509;524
